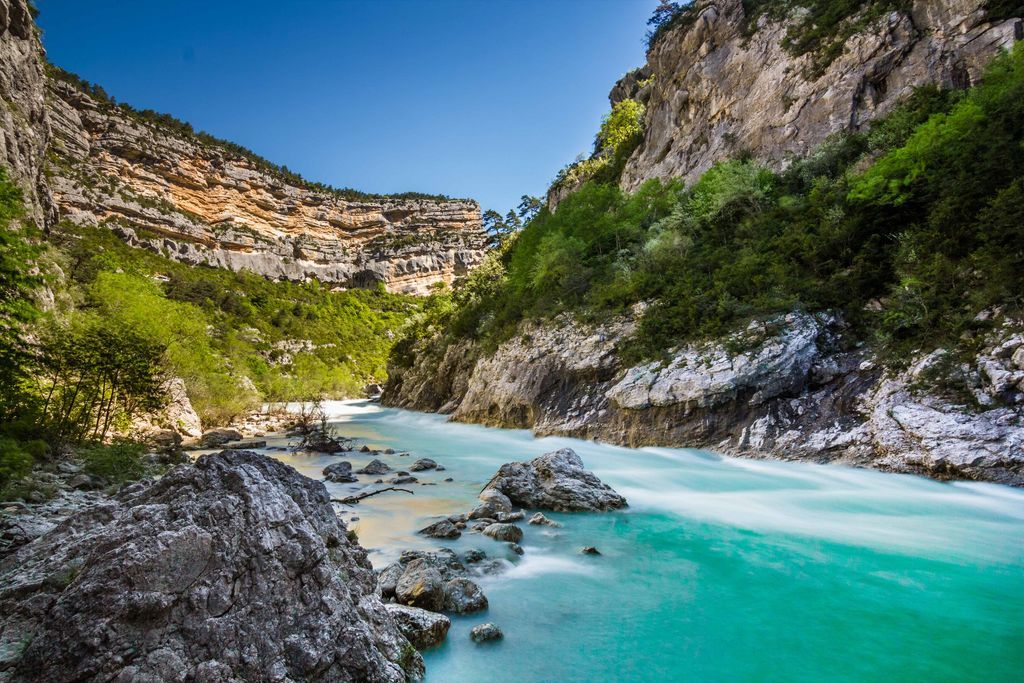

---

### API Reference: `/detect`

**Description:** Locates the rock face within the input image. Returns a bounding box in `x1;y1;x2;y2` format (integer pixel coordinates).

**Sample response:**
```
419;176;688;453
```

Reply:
616;0;1021;192
387;310;1024;486
482;448;627;512
0;450;422;682
0;0;54;227
44;79;488;295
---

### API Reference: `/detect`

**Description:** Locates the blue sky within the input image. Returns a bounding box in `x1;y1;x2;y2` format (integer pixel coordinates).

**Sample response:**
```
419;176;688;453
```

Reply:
37;0;654;213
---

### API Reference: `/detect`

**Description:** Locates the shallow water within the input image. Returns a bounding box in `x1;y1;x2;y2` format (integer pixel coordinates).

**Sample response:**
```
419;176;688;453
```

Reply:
259;401;1024;682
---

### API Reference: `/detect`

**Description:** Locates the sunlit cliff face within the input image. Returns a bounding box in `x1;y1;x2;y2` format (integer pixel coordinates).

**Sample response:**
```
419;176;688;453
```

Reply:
45;80;489;295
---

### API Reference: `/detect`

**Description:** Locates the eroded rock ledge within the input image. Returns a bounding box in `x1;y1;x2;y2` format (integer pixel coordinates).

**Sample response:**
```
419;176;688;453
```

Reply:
44;80;488;294
0;450;423;682
384;313;1024;486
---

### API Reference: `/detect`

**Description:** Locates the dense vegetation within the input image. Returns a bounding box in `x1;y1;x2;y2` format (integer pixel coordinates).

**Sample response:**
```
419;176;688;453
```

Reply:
46;65;460;203
394;44;1024;369
0;174;416;494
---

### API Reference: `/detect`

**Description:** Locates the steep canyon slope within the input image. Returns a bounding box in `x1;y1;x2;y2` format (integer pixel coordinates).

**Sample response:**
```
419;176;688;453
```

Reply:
386;0;1024;486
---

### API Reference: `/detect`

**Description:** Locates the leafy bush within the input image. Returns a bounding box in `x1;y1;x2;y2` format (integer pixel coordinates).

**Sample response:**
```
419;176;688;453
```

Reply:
0;437;36;494
49;223;416;424
80;439;147;483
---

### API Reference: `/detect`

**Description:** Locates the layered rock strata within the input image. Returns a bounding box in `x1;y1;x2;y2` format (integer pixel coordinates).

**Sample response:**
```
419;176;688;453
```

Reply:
45;80;488;294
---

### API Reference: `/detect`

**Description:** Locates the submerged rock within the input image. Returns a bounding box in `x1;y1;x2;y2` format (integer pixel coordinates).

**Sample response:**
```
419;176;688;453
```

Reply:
442;577;488;614
482;448;627;511
419;519;461;539
410;458;438;471
482;523;523;543
0;450;420;682
581;546;601;555
469;623;504;643
323;461;357;483
357;459;391;475
528;512;561;527
199;427;243;447
379;549;495;614
385;604;450;650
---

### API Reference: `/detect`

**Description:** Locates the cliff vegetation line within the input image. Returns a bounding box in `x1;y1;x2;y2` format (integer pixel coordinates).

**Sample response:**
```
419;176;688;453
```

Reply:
392;43;1024;387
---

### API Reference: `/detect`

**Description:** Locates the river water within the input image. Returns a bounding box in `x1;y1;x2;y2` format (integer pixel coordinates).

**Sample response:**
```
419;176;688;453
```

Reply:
259;400;1023;682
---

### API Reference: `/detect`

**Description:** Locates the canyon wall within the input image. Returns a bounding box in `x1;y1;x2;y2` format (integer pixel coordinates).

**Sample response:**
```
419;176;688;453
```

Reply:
0;0;53;227
45;80;488;294
616;0;1021;190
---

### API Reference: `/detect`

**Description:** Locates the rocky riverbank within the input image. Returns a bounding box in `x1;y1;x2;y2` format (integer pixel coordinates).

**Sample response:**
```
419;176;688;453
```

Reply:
0;450;423;682
385;311;1024;486
1;436;629;679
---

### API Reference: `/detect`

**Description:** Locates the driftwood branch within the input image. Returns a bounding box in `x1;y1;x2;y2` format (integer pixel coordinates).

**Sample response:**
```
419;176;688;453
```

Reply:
332;487;415;505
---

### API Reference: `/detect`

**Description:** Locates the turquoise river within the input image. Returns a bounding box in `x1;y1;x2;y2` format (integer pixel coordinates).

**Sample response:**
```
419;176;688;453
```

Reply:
252;401;1023;682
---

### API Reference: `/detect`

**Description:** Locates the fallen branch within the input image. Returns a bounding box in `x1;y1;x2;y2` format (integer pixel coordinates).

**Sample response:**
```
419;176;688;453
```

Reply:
332;487;415;505
0;501;32;509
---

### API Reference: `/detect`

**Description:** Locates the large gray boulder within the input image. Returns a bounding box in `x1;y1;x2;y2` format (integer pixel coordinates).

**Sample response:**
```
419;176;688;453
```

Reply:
443;578;488;614
384;604;450;650
199;427;243;448
323;460;357;483
481;523;523;543
395;559;445;612
358;459;392;475
0;450;421;682
482;448;627;512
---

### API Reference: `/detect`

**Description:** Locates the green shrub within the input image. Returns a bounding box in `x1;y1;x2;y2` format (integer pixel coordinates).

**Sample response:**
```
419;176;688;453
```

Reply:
80;440;147;483
0;437;36;493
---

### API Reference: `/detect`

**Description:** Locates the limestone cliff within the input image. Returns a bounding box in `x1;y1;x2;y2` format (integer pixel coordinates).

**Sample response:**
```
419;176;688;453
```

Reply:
44;79;488;294
385;312;1024;486
581;0;1022;197
0;0;53;227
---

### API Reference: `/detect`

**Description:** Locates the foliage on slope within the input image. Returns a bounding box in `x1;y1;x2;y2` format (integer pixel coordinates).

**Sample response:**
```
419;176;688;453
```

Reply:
393;43;1024;369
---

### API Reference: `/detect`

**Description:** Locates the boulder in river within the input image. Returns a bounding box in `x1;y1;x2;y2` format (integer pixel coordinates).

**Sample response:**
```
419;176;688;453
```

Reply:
385;604;450;650
410;458;438;471
469;623;504;643
0;450;420;682
322;461;357;483
395;558;446;611
199;427;243;447
357;459;391;475
481;448;627;512
528;512;562;527
469;488;513;519
482;523;523;543
581;546;602;555
443;577;488;614
419;519;461;539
